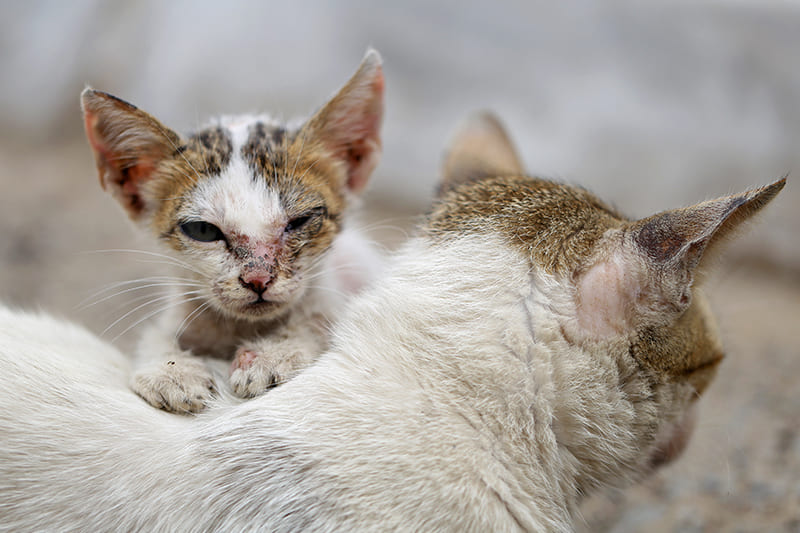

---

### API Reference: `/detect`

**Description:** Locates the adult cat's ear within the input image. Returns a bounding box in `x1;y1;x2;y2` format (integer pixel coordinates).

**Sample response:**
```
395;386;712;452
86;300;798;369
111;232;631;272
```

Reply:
301;49;384;195
82;88;183;220
440;111;524;192
577;178;786;337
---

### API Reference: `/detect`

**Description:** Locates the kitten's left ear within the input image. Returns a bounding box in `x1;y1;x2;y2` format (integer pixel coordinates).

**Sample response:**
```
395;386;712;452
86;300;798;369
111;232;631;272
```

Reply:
302;49;384;194
577;178;786;338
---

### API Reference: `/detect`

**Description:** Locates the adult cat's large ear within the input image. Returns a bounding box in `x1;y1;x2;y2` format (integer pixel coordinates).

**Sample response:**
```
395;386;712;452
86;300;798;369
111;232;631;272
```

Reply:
577;178;786;338
301;49;384;195
440;111;524;192
82;88;183;221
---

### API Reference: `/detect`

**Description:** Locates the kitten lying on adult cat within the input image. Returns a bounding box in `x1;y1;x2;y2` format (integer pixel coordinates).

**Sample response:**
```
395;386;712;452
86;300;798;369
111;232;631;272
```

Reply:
0;112;784;531
81;51;384;412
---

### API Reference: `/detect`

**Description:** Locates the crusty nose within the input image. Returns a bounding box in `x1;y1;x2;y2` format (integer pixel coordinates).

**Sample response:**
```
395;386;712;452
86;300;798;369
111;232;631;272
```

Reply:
239;273;273;295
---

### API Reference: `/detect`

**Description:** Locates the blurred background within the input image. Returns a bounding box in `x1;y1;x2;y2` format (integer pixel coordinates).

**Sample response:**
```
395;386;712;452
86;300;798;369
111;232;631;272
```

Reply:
1;1;798;530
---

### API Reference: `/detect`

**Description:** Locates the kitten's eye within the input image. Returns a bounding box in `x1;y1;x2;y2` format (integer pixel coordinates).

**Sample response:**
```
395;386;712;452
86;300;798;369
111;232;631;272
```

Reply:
286;215;312;232
285;208;325;233
179;221;225;242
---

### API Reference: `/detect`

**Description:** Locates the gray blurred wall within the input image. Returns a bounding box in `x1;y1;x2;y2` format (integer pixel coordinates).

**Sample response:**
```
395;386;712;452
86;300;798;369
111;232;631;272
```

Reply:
2;0;798;267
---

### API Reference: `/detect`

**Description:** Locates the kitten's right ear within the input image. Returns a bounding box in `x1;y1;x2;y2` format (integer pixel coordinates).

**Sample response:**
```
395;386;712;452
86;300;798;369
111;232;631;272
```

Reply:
301;50;384;195
440;111;524;192
81;88;182;220
577;178;786;338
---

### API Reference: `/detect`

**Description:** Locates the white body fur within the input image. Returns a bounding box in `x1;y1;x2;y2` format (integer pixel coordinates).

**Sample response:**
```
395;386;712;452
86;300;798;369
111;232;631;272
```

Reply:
0;233;672;532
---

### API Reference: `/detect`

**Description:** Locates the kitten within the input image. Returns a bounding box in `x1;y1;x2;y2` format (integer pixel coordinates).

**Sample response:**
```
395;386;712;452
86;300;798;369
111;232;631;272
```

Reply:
0;112;784;531
81;50;384;413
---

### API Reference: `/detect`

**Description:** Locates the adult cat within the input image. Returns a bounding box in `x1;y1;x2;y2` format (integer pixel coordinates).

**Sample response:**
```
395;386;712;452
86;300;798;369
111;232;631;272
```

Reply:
0;113;784;531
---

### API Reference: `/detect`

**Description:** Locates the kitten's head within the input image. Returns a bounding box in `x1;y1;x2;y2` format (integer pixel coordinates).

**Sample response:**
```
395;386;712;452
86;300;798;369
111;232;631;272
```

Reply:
81;50;383;321
434;112;784;480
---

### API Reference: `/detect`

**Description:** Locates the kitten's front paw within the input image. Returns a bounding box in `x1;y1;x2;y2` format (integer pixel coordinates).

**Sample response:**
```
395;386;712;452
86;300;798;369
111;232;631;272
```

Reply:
230;341;316;398
131;357;217;414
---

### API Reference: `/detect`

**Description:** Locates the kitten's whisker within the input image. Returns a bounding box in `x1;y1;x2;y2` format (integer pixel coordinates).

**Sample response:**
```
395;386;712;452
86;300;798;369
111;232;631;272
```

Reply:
82;285;204;311
101;293;182;336
105;290;172;318
83;249;203;275
131;259;205;276
302;261;371;283
77;277;203;308
106;289;206;319
304;284;349;300
79;283;203;310
109;295;208;343
174;301;212;341
350;216;414;234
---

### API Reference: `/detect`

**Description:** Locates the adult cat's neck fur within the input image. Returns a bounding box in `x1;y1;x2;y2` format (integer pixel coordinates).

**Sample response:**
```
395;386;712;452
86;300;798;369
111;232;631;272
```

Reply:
328;232;682;518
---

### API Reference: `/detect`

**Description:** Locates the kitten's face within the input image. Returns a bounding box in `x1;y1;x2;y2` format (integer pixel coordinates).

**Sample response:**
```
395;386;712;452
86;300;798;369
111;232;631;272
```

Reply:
82;51;384;321
148;119;347;320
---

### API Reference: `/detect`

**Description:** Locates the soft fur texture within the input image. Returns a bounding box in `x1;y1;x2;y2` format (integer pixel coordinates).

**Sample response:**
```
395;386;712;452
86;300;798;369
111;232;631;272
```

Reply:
81;50;385;412
0;113;784;531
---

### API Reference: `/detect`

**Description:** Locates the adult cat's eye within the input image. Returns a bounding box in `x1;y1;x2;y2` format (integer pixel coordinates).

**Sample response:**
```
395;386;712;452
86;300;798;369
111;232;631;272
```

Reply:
179;221;225;242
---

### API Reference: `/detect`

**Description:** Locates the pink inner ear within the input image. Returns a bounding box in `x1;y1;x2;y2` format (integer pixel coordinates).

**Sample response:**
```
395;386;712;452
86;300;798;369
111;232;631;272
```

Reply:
83;108;158;216
328;69;384;194
344;137;380;194
117;160;156;214
576;256;638;339
84;111;115;189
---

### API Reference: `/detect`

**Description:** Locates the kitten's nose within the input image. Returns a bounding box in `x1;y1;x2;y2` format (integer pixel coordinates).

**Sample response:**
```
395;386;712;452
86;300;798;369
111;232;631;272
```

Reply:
239;274;273;295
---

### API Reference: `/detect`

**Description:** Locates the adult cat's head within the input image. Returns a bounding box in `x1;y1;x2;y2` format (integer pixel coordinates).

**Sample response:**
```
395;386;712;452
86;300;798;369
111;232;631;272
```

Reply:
434;112;784;485
81;51;383;322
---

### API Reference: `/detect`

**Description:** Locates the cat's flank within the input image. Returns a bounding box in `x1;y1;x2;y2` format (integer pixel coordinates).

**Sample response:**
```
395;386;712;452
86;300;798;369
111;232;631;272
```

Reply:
81;51;384;412
0;113;784;530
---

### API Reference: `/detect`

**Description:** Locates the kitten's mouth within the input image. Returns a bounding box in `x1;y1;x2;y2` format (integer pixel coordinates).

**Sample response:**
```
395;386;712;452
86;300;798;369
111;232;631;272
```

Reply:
229;294;295;320
241;297;284;312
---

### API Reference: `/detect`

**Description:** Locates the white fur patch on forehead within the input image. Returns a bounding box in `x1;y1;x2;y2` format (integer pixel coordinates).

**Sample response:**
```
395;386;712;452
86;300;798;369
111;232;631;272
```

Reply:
215;114;283;146
186;148;286;239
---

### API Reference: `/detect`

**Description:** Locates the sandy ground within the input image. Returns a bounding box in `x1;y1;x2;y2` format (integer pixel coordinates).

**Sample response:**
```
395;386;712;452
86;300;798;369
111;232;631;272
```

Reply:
0;141;797;530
